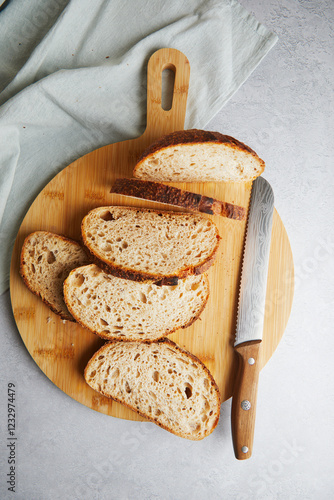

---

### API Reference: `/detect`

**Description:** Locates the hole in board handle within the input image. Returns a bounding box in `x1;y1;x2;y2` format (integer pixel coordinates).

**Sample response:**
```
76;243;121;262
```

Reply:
161;64;176;111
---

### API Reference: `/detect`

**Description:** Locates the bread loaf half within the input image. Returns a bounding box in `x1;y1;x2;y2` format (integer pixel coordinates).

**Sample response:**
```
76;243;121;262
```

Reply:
63;264;209;341
111;178;246;220
84;339;221;440
20;231;90;321
133;129;265;182
81;206;220;284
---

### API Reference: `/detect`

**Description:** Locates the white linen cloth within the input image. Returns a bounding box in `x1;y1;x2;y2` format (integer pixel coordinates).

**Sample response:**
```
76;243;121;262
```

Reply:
0;0;277;294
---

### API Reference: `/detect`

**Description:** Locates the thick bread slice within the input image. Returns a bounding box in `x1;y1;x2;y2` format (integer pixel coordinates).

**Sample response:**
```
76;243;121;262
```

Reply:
63;264;209;341
111;178;246;220
20;231;90;321
84;339;221;440
133;129;265;182
81;206;220;284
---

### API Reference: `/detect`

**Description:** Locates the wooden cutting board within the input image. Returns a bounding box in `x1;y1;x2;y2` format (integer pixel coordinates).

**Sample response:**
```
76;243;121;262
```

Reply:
10;48;294;422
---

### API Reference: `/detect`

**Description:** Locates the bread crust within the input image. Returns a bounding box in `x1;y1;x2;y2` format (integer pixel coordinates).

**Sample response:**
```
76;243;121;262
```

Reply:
20;231;90;321
81;206;221;285
111;178;246;221
84;338;221;439
85;245;219;286
134;128;265;178
63;266;210;342
21;268;74;321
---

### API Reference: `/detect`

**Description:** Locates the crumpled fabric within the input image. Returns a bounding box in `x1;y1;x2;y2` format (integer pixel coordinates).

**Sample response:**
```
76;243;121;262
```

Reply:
0;0;277;294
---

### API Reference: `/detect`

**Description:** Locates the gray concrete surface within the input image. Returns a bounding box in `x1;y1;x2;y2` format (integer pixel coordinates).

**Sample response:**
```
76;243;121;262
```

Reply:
1;1;333;498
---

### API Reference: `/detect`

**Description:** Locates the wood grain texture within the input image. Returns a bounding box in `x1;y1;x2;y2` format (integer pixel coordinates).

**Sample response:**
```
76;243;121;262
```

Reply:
9;48;294;423
231;340;262;460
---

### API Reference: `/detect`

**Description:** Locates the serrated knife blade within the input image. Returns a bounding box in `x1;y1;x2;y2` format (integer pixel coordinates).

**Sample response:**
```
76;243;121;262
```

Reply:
231;176;274;460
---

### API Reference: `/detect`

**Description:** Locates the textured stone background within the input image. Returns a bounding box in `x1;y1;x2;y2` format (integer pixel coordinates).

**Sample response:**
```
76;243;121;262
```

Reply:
1;0;333;498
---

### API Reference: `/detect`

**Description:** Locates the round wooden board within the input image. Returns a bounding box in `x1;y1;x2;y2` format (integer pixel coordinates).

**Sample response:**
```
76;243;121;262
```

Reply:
10;49;294;422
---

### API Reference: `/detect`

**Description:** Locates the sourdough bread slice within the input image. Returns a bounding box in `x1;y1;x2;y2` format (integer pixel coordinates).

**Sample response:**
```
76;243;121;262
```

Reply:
81;206;220;284
20;231;90;321
63;264;209;341
133;129;265;182
84;339;221;439
111;178;246;220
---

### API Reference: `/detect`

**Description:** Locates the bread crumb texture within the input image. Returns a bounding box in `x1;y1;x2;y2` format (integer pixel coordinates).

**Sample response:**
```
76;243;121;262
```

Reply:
133;129;265;182
81;206;220;279
20;231;89;320
63;264;209;341
85;339;221;440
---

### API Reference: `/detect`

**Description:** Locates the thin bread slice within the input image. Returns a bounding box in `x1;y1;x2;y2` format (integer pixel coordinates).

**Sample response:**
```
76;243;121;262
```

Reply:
133;129;265;182
20;231;90;321
63;264;209;341
111;178;246;220
81;206;220;284
84;339;221;440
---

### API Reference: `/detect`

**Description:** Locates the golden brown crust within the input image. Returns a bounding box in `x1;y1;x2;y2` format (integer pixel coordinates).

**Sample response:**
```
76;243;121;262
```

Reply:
81;206;221;284
111;178;246;221
84;338;221;439
82;247;180;285
134;128;265;176
86;245;219;286
137;129;256;159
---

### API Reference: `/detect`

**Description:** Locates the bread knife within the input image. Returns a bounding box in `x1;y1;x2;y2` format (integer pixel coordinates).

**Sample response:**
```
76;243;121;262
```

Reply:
231;176;274;460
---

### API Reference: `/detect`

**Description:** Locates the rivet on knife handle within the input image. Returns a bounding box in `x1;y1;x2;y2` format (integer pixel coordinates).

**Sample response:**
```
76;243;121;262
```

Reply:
231;340;261;459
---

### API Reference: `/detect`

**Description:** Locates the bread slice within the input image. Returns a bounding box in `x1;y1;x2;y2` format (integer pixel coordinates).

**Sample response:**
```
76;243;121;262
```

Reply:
111;178;246;220
84;339;221;439
63;264;209;341
133;129;265;182
81;206;220;284
20;231;90;321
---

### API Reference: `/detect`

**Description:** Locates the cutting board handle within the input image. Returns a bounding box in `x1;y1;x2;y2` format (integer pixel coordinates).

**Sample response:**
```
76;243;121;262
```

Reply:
143;48;190;142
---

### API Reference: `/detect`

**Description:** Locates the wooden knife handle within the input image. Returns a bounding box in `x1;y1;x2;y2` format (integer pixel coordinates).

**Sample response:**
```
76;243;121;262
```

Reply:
231;340;262;460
